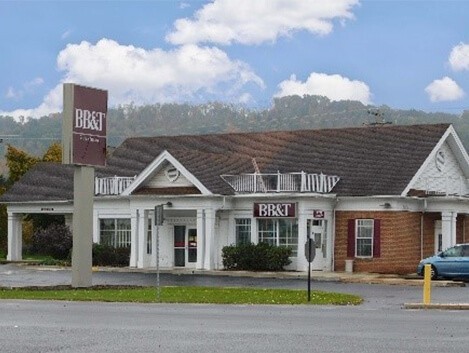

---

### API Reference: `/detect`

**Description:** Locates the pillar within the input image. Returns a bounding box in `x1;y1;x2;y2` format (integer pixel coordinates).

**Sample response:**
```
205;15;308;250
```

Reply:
297;207;308;271
441;211;457;251
196;209;205;270
204;208;216;270
7;213;22;261
130;209;139;268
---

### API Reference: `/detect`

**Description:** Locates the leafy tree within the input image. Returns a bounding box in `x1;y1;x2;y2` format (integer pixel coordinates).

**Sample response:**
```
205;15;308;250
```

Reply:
5;144;40;184
42;142;62;163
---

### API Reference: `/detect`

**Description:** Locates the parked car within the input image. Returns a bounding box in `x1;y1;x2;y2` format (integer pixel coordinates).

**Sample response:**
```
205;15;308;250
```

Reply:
417;244;469;280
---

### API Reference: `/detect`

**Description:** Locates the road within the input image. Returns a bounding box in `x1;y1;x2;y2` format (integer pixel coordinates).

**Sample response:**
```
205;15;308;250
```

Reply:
1;300;469;353
1;264;469;352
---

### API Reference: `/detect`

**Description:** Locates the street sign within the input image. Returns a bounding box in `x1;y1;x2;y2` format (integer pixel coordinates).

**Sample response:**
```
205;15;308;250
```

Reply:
305;238;316;263
155;205;164;226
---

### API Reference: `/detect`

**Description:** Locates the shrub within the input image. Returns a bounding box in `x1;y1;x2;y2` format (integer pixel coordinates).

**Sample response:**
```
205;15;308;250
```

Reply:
222;242;292;271
92;243;130;267
31;223;72;260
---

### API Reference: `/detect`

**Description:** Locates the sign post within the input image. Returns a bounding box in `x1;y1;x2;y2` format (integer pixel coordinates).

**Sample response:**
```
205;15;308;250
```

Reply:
63;83;108;288
304;237;316;302
154;205;164;302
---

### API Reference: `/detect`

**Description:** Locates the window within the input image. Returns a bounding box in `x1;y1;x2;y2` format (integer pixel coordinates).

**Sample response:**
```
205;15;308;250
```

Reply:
258;219;298;256
356;219;373;257
99;218;131;248
235;218;251;245
347;219;380;258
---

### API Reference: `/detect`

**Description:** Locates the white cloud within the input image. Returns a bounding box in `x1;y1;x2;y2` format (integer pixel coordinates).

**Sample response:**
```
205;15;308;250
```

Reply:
1;39;264;119
61;30;72;40
275;73;372;104
425;77;464;102
24;77;44;89
449;42;469;71
179;2;190;10
166;0;360;45
5;87;19;99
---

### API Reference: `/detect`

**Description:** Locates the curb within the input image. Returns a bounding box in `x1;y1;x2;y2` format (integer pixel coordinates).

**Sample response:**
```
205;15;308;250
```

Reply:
404;303;469;310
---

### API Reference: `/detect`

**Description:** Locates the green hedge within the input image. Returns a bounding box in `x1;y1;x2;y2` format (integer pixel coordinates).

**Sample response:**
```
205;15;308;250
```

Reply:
222;242;292;271
92;243;130;267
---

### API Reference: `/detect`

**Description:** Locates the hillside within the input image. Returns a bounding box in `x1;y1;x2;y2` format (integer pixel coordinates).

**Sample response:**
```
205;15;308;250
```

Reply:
0;95;468;176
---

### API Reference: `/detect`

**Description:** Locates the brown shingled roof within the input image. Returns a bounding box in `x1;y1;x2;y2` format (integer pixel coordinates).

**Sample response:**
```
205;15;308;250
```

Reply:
0;123;451;202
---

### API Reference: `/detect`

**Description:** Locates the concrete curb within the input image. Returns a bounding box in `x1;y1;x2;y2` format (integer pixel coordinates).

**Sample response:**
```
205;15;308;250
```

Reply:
404;303;469;310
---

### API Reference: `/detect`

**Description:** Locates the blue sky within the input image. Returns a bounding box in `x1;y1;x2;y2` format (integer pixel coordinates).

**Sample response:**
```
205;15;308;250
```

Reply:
1;0;469;120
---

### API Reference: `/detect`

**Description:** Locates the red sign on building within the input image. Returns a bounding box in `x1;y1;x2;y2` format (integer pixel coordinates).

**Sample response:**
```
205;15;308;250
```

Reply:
253;203;296;218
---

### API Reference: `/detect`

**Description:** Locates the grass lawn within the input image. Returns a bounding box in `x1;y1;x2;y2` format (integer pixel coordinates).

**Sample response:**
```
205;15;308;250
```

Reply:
0;286;362;305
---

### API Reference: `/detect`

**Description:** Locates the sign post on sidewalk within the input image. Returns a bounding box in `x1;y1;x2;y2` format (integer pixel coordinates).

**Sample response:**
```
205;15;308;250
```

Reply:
63;83;108;288
304;237;316;302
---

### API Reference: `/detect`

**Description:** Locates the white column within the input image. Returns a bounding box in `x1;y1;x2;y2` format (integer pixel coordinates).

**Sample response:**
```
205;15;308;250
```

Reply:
7;213;22;261
204;208;216;270
297;208;308;271
137;209;147;268
196;209;205;270
441;211;457;251
129;209;138;268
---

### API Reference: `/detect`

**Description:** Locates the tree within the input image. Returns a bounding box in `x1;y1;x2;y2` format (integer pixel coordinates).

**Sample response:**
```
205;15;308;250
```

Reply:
42;142;62;163
5;144;40;184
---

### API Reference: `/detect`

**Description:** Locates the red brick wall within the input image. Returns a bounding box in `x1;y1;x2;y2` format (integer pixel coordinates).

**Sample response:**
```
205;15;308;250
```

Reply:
335;211;469;275
335;211;421;275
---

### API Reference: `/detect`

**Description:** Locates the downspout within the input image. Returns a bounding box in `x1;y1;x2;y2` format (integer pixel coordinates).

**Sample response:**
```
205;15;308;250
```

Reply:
331;197;338;272
420;199;427;260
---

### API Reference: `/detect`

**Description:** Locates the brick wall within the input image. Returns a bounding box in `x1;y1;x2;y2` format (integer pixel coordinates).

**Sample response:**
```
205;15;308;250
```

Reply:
335;211;421;275
336;211;469;275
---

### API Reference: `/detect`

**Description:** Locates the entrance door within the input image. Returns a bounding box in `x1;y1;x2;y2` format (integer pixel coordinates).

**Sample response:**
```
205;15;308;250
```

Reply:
308;219;328;270
174;226;197;267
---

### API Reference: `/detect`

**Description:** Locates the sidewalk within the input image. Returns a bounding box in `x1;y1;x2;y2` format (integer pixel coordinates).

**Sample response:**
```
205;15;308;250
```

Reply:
92;265;466;287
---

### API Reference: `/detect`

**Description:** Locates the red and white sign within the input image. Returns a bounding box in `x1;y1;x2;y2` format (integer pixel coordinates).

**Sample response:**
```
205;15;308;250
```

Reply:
72;85;107;166
253;203;296;218
313;210;325;219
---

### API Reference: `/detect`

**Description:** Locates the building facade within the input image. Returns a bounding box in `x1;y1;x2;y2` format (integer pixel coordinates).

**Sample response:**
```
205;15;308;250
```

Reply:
3;123;469;274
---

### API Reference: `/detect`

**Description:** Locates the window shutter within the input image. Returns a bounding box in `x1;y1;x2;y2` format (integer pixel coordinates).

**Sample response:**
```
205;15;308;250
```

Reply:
373;219;381;258
347;219;355;258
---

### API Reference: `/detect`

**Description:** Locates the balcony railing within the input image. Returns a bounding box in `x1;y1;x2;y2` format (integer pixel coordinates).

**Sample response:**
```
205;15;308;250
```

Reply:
221;172;340;194
95;176;136;195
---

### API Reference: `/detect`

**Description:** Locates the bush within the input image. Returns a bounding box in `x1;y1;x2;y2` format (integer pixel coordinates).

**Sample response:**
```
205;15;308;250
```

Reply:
31;223;72;260
222;242;292;271
92;243;130;267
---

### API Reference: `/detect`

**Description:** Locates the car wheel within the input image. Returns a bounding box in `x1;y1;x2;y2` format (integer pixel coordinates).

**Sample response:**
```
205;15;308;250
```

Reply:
431;265;438;280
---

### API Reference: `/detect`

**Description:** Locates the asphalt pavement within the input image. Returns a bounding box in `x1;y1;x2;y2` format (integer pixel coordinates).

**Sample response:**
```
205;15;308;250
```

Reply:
1;263;469;309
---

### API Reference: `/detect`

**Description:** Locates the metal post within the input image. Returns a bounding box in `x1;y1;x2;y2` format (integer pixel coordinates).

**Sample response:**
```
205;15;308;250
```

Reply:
423;264;432;305
308;235;312;302
156;224;160;302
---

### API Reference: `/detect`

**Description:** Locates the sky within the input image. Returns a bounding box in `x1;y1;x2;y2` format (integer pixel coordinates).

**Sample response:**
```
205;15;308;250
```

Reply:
1;0;469;120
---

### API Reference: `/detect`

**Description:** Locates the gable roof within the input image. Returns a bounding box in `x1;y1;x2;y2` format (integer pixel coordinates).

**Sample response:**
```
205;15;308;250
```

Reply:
0;123;453;202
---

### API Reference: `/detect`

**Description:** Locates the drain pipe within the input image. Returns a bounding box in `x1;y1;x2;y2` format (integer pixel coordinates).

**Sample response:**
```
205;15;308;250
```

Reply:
420;199;427;260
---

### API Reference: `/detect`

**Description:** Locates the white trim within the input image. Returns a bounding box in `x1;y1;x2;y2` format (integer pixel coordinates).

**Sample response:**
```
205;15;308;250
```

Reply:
121;150;212;196
402;125;469;196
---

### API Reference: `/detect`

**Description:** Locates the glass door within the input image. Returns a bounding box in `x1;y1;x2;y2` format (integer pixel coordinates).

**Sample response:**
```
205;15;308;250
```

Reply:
174;226;197;267
187;229;197;264
307;219;328;270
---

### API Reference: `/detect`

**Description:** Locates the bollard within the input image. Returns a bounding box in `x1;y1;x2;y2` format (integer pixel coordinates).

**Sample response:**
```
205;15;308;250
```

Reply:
423;264;432;305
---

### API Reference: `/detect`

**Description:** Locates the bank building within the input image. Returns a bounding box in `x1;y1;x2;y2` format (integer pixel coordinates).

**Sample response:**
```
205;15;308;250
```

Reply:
3;123;469;275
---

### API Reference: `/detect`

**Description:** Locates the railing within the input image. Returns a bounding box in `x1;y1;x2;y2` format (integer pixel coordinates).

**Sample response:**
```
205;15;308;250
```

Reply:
221;172;340;194
95;176;136;195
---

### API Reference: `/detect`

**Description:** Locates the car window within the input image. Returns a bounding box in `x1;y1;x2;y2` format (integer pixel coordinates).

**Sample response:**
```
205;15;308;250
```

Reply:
462;245;469;257
443;246;463;257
